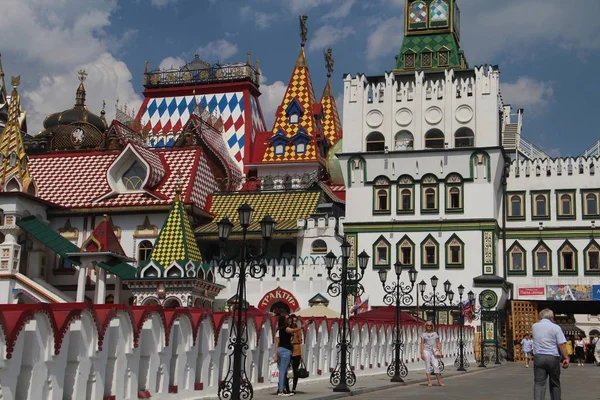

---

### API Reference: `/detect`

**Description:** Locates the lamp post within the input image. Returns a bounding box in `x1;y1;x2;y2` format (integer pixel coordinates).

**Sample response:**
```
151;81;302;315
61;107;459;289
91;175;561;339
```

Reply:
454;287;475;371
325;243;369;392
494;309;502;365
418;276;454;325
216;204;275;400
378;262;417;383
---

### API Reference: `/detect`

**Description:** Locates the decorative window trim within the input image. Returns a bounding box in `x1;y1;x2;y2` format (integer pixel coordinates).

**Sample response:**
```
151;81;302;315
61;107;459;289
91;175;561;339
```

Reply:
421;174;439;213
285;98;304;124
397;175;415;214
404;52;416;69
366;131;386;152
469;151;492;182
373;176;391;215
424;129;445;149
532;241;552;276
558;240;578;276
506;191;526;221
134;216;159;238
581;190;600;218
454;127;474;148
421;234;439;269
373;235;391;269
437;47;450;67
445;174;463;213
507;241;526;276
347;156;367;188
421;49;433;68
137;240;154;262
584;240;600;276
445;234;464;268
311;239;328;255
556;190;576;220
531;190;550;221
396;235;415;267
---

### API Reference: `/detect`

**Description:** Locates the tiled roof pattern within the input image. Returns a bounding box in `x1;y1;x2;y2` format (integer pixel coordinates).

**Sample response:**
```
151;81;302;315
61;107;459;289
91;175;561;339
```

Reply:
128;142;165;189
28;148;210;210
262;49;319;163
82;217;126;256
320;78;342;146
196;191;321;235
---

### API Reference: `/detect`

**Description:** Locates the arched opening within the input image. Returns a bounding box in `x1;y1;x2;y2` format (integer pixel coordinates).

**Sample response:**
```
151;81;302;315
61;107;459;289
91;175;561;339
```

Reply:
142;298;160;306
164;298;181;308
138;240;153;261
424;129;445;149
206;271;214;282
454;127;474;148
122;161;147;190
5;178;20;192
166;266;182;278
394;131;413;151
270;301;290;316
279;242;296;259
311;239;327;254
366;132;385;152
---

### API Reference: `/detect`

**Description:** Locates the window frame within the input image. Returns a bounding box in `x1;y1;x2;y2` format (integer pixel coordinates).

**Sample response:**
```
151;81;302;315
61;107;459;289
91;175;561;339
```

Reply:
138;240;154;262
558;240;578;276
506;191;526;221
584;240;600;276
437;48;450;67
373;236;391;269
311;239;328;255
445;234;464;269
531;190;550;221
275;143;285;156
421;234;439;269
396;235;415;268
507;241;527;276
454;127;474;148
366;131;386;152
372;177;391;215
532;241;552;276
289;113;299;124
581;190;600;218
424;129;445;149
421;50;433;68
396;175;415;214
556;190;576;220
445;174;463;213
421;175;439;214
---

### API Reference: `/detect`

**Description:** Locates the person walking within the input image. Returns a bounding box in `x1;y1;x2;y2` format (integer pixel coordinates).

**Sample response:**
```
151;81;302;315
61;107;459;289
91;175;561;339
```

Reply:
565;337;573;363
592;335;600;366
521;333;534;368
531;308;569;400
285;315;305;394
574;335;585;366
420;321;445;387
273;314;308;396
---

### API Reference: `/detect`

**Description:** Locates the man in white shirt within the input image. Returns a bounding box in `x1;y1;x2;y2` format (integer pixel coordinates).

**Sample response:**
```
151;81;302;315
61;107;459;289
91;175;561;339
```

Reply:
531;308;568;400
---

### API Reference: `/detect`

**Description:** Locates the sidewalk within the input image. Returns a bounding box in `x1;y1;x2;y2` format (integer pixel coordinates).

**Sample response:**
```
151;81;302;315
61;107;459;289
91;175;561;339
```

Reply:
250;363;501;400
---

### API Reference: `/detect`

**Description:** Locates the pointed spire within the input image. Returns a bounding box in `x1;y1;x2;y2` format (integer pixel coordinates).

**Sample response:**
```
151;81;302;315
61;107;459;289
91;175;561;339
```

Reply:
0;53;5;96
320;48;342;146
299;15;308;47
75;69;88;107
80;214;127;256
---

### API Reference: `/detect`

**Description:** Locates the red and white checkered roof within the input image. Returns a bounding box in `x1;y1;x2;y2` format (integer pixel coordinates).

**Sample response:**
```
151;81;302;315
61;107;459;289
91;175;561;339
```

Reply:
28;147;217;210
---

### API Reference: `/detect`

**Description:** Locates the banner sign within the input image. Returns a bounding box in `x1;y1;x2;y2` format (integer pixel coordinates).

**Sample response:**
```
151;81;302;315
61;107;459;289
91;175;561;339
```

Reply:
546;285;593;301
517;287;545;300
593;285;600;301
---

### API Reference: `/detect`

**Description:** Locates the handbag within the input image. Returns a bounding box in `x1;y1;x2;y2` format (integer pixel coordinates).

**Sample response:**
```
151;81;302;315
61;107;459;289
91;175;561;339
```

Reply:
297;360;309;379
434;349;442;358
269;362;279;384
286;364;294;379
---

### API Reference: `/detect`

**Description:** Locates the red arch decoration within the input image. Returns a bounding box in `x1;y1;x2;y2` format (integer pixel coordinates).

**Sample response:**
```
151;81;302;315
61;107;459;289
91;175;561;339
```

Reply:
257;287;300;313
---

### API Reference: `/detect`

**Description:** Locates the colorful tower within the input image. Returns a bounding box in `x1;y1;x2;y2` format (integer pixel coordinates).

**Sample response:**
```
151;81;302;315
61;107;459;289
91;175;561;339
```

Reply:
137;53;267;170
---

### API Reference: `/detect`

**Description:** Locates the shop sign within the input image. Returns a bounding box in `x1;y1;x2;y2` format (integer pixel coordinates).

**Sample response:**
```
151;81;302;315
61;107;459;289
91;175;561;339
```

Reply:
517;286;545;300
546;285;593;301
593;285;600;301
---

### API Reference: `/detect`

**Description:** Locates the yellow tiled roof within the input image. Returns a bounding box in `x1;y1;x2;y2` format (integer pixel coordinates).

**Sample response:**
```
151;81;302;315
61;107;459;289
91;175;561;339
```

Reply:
196;191;321;235
262;49;319;163
150;195;202;268
321;78;342;146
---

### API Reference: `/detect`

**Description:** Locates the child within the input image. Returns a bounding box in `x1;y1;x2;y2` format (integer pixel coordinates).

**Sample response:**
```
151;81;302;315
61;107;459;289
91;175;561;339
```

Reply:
521;333;534;368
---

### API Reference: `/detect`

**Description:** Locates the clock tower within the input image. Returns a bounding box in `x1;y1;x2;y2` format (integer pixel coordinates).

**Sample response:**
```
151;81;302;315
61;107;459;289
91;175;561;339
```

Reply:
395;0;468;71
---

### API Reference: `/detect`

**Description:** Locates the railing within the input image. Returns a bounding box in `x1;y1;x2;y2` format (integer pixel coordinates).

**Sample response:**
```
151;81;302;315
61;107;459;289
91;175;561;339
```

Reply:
144;63;260;88
581;139;600;158
518;136;550;160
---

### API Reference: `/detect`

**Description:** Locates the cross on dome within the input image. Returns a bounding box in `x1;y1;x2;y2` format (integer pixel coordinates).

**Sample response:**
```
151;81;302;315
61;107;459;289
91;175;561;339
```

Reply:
78;69;88;83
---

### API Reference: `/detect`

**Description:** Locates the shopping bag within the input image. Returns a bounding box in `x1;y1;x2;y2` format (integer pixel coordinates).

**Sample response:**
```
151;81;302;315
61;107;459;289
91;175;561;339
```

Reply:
269;362;279;384
297;360;309;379
286;364;294;379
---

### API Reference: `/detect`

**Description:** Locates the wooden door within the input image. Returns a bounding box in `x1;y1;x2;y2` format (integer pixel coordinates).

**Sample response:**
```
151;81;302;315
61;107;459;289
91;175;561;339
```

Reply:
510;301;538;362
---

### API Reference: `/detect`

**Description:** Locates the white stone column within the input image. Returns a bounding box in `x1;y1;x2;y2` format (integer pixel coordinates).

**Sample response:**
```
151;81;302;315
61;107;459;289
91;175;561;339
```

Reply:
114;276;121;304
95;267;106;304
76;265;88;302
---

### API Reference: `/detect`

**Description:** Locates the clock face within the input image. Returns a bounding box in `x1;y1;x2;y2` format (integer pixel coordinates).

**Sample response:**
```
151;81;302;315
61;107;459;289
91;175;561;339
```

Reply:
71;127;85;145
479;290;498;309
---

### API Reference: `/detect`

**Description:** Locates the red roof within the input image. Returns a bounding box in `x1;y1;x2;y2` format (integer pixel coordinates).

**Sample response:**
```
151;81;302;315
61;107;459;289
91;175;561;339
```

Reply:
28;147;218;211
350;306;424;323
81;216;126;256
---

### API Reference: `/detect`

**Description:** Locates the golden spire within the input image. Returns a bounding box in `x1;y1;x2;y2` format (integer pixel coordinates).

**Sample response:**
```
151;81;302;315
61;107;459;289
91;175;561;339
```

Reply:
75;69;87;107
0;53;5;96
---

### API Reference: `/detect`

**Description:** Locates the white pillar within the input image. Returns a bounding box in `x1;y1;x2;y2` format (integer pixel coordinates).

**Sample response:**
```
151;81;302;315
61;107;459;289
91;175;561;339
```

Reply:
95;267;106;304
114;276;121;304
76;265;88;302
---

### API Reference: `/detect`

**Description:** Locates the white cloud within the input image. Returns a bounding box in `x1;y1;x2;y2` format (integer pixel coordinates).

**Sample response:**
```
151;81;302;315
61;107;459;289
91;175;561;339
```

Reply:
366;17;403;61
240;6;277;29
24;53;142;134
197;39;239;62
308;25;354;52
289;0;337;13
500;77;555;112
259;81;287;129
322;0;356;19
158;56;186;70
150;0;178;7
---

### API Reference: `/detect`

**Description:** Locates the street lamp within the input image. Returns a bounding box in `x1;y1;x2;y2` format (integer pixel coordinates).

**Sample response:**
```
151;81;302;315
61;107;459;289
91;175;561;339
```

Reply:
379;262;417;383
454;286;474;372
419;276;454;324
217;204;275;400
326;243;369;392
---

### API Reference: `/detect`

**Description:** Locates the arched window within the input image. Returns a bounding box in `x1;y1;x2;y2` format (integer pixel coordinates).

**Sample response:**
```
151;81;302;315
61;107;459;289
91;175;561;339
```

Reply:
558;193;574;217
585;241;600;273
430;0;449;23
373;177;390;214
421;175;438;212
311;239;328;254
290;113;299;124
400;189;412;211
421;235;438;268
394;131;414;151
454;127;474;148
275;144;285;156
507;242;526;275
446;174;462;211
424;129;444;149
509;195;523;218
558;241;577;274
138;240;153;261
122;161;146;190
533;242;551;273
446;235;464;267
377;190;388;210
408;1;427;29
584;192;599;216
397;236;414;266
366;132;385;152
534;193;549;218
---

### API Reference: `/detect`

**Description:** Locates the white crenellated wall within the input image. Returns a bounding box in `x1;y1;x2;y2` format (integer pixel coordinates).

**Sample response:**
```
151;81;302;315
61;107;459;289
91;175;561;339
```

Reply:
0;304;475;400
342;66;501;154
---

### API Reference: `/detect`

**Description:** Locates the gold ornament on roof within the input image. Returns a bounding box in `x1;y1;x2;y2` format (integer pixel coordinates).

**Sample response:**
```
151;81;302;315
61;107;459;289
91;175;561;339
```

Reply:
324;48;334;78
11;75;20;88
300;15;308;47
78;69;88;83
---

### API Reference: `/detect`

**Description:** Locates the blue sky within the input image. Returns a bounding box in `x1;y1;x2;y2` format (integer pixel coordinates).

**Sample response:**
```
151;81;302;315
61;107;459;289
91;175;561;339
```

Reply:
1;0;599;156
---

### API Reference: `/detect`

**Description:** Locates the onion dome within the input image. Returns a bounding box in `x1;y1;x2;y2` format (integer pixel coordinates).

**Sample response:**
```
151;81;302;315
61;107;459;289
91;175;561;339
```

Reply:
40;70;107;136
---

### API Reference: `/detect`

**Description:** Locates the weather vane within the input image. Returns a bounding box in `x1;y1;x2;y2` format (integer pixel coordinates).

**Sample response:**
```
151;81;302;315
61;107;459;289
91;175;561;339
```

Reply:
78;69;88;83
300;15;308;47
10;75;20;88
324;48;334;78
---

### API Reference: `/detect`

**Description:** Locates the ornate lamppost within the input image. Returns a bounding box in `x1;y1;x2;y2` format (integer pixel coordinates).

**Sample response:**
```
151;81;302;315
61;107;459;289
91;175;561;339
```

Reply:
325;243;370;392
454;287;475;371
378;262;418;383
418;276;454;325
216;204;275;400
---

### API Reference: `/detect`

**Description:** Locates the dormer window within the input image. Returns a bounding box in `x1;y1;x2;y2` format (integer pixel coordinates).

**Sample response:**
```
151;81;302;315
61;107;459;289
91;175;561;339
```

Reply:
290;128;311;156
122;161;147;190
290;113;299;124
270;129;289;157
296;142;306;154
285;98;304;125
421;50;433;68
275;144;285;156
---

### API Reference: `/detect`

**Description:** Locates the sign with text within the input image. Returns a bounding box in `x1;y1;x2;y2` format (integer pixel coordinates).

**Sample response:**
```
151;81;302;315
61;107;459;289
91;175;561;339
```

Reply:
517;287;546;300
546;285;593;301
593;285;600;301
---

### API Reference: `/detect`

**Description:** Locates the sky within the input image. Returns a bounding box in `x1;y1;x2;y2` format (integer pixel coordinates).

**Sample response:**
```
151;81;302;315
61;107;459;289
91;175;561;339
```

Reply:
0;0;599;157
